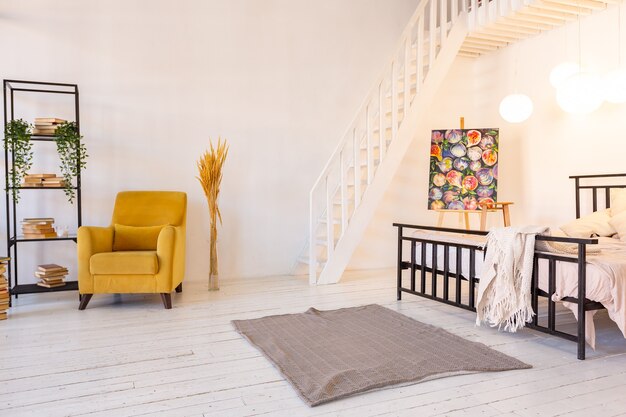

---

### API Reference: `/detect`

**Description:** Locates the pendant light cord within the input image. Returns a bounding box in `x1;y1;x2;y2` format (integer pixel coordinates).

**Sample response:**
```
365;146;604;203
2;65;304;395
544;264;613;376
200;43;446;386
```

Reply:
578;0;582;69
619;2;622;67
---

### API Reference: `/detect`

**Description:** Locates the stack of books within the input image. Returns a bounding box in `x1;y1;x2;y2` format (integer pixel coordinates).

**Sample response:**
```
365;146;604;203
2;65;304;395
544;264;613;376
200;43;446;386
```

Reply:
35;264;68;288
0;258;9;320
21;173;66;188
21;218;57;239
32;118;66;135
42;176;66;187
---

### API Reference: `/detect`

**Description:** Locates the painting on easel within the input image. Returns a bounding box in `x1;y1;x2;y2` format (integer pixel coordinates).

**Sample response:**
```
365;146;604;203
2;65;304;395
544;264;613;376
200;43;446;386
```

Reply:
428;128;499;210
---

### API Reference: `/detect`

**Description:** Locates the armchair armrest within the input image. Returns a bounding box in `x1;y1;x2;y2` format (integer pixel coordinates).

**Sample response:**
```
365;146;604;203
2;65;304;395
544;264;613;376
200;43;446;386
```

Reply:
77;226;114;293
155;225;177;291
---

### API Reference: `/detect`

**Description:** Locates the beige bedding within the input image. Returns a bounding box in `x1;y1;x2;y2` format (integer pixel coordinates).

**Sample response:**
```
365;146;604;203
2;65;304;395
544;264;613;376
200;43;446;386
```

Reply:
410;232;626;348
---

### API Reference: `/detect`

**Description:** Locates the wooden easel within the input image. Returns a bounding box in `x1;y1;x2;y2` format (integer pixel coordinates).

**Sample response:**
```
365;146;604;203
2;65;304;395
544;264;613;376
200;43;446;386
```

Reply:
433;117;513;231
435;202;513;231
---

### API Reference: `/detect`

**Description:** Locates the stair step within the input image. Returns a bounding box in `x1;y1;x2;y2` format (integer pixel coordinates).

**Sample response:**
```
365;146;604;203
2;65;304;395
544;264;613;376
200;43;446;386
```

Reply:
331;200;355;217
315;237;338;247
397;74;417;89
373;126;393;135
386;87;417;101
357;157;381;168
361;146;380;161
333;191;356;205
297;254;326;267
347;178;368;187
385;109;405;123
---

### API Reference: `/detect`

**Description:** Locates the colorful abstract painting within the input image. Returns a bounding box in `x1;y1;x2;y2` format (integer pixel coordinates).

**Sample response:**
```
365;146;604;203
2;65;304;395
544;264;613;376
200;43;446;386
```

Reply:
428;128;499;210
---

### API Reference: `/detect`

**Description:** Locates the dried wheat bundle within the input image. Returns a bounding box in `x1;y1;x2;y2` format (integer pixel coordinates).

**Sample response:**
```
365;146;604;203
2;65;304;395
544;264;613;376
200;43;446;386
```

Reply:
197;138;228;290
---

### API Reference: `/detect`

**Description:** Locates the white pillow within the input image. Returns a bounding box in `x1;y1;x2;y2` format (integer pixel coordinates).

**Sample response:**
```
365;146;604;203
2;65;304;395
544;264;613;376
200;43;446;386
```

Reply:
611;188;626;216
560;208;616;238
609;210;626;242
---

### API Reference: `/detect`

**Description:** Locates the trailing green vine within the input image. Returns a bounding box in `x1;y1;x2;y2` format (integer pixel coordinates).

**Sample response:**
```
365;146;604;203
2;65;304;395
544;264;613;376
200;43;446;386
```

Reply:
54;121;87;203
3;119;33;202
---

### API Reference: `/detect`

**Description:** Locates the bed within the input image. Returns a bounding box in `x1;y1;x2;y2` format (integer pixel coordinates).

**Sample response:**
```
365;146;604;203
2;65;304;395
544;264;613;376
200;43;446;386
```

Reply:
393;173;626;360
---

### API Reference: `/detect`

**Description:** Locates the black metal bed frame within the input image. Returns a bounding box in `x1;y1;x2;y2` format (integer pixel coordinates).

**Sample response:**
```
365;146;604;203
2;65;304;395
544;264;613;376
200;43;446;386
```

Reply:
394;173;626;360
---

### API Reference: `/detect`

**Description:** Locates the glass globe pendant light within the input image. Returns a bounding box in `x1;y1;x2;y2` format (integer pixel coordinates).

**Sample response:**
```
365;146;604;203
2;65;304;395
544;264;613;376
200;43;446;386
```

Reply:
499;94;534;123
555;1;604;114
556;72;604;114
499;33;533;123
549;62;580;89
604;3;626;104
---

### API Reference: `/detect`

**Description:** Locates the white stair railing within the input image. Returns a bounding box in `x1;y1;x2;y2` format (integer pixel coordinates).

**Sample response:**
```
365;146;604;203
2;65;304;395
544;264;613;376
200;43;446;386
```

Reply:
308;0;469;284
468;0;528;31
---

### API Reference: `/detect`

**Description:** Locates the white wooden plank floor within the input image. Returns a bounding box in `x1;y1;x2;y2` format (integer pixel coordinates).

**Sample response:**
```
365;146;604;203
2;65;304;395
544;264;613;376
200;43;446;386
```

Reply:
1;269;626;417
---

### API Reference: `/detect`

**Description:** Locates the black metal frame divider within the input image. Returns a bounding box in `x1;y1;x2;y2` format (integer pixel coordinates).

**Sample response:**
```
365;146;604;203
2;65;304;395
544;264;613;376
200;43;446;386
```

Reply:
394;173;626;360
3;80;82;304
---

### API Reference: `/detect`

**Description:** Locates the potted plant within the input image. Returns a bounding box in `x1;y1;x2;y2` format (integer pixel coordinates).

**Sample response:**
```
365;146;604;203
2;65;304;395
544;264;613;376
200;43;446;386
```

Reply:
3;119;33;202
197;138;228;291
54;121;87;203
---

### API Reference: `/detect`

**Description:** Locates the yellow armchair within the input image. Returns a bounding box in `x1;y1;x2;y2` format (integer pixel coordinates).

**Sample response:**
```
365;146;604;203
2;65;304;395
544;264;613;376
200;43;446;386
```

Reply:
77;191;187;310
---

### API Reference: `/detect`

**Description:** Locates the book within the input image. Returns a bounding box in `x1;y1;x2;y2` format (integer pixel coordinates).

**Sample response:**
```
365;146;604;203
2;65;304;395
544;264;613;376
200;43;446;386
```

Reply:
34;118;66;124
23;228;55;234
22;232;58;239
0;312;6;320
21;222;53;227
35;267;68;274
32;129;57;135
21;223;53;230
24;174;56;179
39;278;65;285
0;257;9;263
37;264;66;272
39;273;66;279
36;281;66;288
35;271;68;278
22;218;55;223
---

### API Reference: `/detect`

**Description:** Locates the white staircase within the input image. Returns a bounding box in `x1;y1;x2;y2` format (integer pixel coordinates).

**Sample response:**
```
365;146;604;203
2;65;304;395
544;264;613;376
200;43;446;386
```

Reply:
301;0;617;285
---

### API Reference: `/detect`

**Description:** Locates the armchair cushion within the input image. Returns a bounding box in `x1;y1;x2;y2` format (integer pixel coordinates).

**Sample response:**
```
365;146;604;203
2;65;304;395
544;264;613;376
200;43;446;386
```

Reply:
113;224;165;251
90;251;159;275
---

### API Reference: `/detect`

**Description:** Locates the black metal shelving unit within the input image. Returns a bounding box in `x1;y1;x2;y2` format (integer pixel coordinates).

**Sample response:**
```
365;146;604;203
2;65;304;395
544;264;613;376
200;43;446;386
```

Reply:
3;80;82;302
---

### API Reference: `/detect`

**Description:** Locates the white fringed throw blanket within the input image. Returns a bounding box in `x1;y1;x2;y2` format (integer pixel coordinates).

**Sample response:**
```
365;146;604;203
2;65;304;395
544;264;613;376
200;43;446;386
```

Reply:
476;226;548;332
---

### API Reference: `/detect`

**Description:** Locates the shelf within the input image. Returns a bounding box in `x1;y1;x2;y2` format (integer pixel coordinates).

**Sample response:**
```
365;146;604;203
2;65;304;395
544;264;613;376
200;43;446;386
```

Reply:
30;134;58;141
8;186;77;190
11;281;78;295
4;78;82;301
11;234;77;244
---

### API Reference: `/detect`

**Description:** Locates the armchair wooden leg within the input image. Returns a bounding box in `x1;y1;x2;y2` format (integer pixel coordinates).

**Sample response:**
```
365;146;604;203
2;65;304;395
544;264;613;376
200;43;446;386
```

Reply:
175;283;183;293
160;293;172;309
78;294;93;310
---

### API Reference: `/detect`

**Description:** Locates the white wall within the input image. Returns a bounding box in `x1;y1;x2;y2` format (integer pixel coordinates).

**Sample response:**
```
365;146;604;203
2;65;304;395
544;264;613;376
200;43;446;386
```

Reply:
0;0;421;284
351;4;626;270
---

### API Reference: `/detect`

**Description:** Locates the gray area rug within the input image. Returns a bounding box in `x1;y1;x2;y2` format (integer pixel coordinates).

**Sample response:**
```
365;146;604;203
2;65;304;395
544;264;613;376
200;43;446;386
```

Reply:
232;304;531;406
